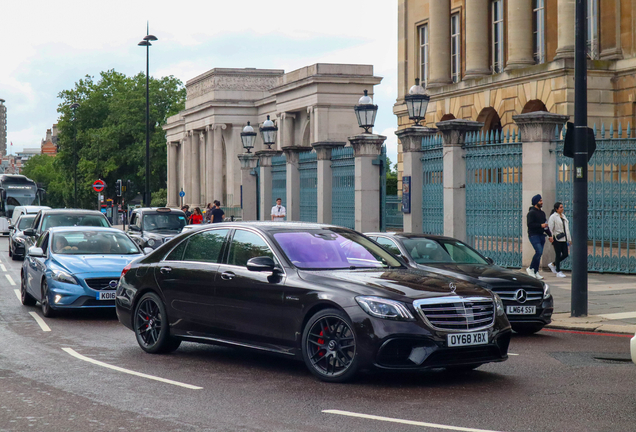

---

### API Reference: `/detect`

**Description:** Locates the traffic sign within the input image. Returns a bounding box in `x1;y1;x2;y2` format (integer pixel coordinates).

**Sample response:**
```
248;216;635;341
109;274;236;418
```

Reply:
93;179;106;193
179;190;185;198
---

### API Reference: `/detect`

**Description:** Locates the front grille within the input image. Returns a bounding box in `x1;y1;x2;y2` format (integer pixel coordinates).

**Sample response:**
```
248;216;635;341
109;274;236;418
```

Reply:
85;278;120;291
490;286;543;303
414;296;495;332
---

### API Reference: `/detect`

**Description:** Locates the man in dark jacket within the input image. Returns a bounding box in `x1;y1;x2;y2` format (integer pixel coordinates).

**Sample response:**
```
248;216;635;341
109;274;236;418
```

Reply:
526;194;553;279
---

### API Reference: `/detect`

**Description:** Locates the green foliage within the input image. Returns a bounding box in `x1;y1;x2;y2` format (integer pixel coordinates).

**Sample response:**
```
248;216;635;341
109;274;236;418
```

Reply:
151;188;167;207
21;155;67;208
47;70;185;209
385;156;398;196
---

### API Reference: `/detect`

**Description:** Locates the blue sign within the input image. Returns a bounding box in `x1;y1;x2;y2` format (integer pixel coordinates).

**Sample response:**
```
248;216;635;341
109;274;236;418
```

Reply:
179;190;185;198
402;176;411;214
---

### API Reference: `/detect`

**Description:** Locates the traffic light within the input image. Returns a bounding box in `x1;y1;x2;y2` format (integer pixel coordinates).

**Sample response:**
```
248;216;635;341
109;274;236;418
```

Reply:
115;179;122;197
126;179;133;193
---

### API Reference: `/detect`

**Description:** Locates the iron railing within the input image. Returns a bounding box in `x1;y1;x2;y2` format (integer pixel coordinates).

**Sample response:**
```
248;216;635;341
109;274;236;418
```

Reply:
299;150;318;222
331;146;355;229
421;134;444;235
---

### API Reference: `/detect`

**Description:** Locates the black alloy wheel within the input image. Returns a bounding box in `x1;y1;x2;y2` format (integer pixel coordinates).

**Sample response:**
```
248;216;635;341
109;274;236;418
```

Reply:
40;281;55;317
133;292;181;354
302;309;358;383
20;271;36;306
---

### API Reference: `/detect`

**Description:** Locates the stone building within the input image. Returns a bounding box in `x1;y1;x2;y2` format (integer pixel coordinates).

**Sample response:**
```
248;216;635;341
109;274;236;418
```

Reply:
41;127;57;156
163;64;382;209
394;0;636;184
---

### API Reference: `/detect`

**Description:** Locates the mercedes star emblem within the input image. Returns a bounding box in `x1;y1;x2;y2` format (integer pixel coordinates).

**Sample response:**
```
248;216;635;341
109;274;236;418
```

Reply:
449;282;457;293
514;289;528;304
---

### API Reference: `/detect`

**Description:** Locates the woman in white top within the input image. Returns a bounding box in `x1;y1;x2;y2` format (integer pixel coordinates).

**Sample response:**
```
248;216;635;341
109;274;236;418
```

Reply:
548;202;571;278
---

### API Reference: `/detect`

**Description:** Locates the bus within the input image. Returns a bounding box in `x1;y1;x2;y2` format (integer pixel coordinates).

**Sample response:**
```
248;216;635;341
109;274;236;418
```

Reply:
0;175;45;234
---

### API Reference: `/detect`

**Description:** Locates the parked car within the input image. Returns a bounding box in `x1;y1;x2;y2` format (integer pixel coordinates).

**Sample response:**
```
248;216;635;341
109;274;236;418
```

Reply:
20;227;143;317
366;233;553;335
8;214;36;260
116;222;511;382
10;205;50;227
126;207;187;250
23;209;111;250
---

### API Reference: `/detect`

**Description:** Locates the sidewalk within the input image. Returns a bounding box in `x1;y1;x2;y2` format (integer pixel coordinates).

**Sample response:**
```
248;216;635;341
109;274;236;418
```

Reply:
529;269;636;335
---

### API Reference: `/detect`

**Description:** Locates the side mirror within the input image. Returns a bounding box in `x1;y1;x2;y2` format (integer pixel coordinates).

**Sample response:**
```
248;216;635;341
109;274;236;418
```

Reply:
247;256;277;272
23;228;36;237
485;257;494;265
28;247;45;258
8;225;14;230
143;247;154;255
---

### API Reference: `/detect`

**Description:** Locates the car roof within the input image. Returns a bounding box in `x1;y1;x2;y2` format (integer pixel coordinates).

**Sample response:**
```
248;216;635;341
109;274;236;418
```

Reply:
206;221;352;232
134;207;186;214
47;226;123;233
17;205;50;211
40;209;106;215
365;232;459;241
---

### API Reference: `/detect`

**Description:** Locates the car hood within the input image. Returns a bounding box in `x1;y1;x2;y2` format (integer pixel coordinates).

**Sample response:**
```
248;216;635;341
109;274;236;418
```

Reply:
144;230;181;238
415;263;543;288
52;254;143;276
298;267;492;301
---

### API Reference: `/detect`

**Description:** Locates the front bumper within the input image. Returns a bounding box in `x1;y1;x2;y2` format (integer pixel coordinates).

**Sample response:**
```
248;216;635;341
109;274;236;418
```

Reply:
45;277;119;310
344;305;511;371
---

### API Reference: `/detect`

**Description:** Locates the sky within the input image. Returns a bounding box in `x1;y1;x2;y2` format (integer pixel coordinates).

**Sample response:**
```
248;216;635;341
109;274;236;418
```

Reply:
0;0;400;165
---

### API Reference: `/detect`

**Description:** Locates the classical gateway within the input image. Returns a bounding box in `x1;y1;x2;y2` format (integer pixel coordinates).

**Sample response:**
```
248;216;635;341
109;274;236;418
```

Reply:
163;64;382;210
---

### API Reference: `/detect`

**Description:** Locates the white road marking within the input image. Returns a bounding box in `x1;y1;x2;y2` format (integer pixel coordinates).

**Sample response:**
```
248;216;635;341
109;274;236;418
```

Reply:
13;289;21;301
598;311;636;320
1;264;6;272
28;312;51;332
322;410;504;432
61;348;203;390
5;274;15;285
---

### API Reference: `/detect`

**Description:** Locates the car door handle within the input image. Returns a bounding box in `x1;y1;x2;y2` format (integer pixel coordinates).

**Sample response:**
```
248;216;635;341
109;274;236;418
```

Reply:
220;271;235;280
159;266;172;274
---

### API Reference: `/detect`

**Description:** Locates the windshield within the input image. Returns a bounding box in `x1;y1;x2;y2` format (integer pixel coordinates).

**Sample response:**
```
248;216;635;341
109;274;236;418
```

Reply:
273;229;402;270
52;231;141;255
4;190;38;219
402;238;488;265
17;215;35;230
143;213;186;232
42;214;110;231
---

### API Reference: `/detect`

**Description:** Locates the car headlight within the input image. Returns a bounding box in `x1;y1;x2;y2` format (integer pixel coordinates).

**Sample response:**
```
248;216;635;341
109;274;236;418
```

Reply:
14;237;25;243
493;293;505;316
51;269;78;285
356;296;415;321
146;238;155;247
543;283;551;299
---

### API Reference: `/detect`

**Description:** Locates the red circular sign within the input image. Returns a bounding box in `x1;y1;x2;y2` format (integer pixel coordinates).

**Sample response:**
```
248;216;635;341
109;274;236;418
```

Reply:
93;179;106;192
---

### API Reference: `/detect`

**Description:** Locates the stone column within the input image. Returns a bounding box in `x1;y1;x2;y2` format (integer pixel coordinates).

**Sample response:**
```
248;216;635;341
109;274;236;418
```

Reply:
282;113;295;148
513;112;569;269
205;125;214;203
256;149;281;221
555;0;575;59
506;0;535;70
312;141;346;224
395;127;439;233
199;130;206;206
238;153;258;221
191;131;202;208
213;124;226;204
307;107;315;144
282;146;304;221
183;131;193;206
348;134;387;232
428;0;452;87
465;0;490;79
167;142;178;208
437;120;483;242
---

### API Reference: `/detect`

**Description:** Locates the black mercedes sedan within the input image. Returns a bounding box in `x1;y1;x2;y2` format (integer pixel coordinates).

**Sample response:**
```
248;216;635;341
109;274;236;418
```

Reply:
366;232;553;335
8;214;35;260
116;223;511;382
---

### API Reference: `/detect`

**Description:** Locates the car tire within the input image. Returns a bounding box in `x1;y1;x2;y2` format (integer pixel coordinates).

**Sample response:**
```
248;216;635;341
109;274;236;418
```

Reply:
133;292;181;354
11;250;19;261
40;281;55;318
20;271;36;306
8;246;12;258
513;324;544;335
301;308;359;383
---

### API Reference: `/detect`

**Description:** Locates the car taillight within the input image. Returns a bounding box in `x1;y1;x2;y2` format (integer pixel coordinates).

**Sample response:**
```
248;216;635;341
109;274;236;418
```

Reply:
121;263;132;278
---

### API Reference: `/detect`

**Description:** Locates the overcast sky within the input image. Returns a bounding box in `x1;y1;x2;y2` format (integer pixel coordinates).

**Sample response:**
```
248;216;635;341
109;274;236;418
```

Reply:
1;0;399;164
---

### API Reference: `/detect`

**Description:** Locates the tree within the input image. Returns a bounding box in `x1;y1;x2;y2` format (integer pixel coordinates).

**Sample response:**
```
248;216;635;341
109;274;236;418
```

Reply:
386;156;398;196
50;70;185;209
21;155;66;208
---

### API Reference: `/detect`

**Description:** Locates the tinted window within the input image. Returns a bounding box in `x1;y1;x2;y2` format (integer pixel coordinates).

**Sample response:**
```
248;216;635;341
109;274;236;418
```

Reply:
166;241;186;261
440;241;488;264
402;238;452;264
143;213;186;231
42;214;109;231
376;237;401;255
228;230;274;267
51;231;140;255
17;215;35;230
182;229;229;263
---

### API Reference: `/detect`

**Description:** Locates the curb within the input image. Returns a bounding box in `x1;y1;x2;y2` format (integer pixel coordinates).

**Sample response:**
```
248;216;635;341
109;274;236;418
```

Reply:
547;321;636;335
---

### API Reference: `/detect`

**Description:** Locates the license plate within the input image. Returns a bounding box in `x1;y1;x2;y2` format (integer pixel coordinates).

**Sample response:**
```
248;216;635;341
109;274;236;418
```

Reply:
506;306;536;315
447;331;488;347
97;291;116;300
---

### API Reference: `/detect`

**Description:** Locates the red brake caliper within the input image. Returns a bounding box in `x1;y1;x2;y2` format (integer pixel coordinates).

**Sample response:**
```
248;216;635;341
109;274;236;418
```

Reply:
317;327;328;357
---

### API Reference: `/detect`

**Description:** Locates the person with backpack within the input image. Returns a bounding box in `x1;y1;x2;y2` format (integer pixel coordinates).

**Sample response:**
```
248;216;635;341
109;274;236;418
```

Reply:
548;202;571;278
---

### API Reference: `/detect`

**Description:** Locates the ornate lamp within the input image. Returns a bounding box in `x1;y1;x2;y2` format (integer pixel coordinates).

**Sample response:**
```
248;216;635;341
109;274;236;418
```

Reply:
354;90;378;134
240;122;257;153
404;78;430;126
259;115;278;150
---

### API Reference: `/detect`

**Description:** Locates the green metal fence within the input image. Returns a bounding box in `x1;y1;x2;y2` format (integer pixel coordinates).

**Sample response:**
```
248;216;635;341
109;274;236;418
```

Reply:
271;153;287;208
299;150;318;222
331;146;355;229
385;195;403;230
465;129;523;267
421;134;444;235
555;122;636;273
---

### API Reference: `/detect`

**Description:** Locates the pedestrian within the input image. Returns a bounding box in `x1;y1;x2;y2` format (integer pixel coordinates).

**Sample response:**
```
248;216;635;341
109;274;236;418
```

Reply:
204;202;213;223
548;202;571;278
190;207;203;225
182;205;191;224
211;200;225;223
526;194;553;280
271;198;286;221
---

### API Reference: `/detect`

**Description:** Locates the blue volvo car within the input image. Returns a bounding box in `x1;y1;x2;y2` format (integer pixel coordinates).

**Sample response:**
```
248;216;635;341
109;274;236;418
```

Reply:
20;227;144;317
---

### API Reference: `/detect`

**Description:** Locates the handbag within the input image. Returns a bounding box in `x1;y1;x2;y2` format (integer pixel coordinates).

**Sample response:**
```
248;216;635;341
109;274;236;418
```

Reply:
554;216;567;241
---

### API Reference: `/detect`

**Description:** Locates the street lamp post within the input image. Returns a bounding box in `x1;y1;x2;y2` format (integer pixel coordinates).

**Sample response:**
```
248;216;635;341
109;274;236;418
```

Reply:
138;32;158;207
354;90;379;133
69;103;80;208
240;122;257;153
259;115;278;150
404;79;430;126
